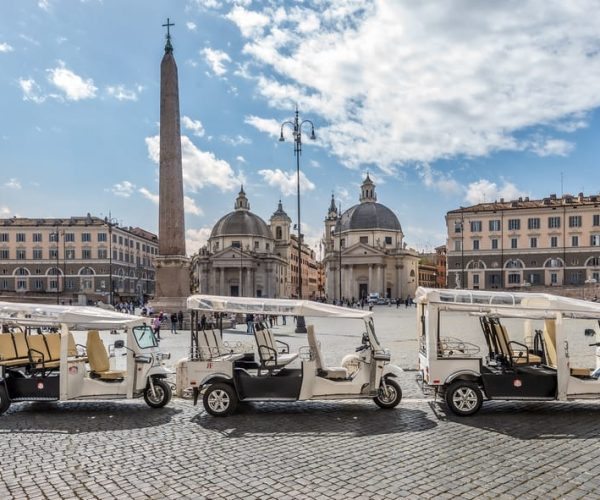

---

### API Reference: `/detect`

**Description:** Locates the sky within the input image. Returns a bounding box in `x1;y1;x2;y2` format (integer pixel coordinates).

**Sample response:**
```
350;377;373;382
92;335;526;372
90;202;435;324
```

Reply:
1;0;600;257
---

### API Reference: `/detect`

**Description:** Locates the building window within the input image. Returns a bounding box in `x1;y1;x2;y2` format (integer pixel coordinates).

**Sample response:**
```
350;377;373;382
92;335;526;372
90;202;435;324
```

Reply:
0;250;8;259
266;243;270;251
65;278;75;290
550;236;558;248
454;221;462;233
82;233;92;242
16;249;26;260
511;238;518;249
32;233;42;242
49;232;58;242
82;249;92;259
548;216;561;229
64;233;75;242
594;214;600;226
16;233;26;242
98;248;108;259
33;279;43;290
113;249;117;260
473;274;480;285
66;249;75;260
589;257;600;267
276;227;282;239
491;238;498;250
572;235;579;247
470;221;482;232
508;219;520;231
489;220;500;232
550;273;558;285
97;232;107;242
118;236;123;245
473;240;480;250
16;279;27;290
530;237;537;248
384;236;392;245
569;215;582;228
254;241;259;250
119;251;123;261
0;233;8;242
340;239;345;248
591;235;600;247
528;218;540;230
0;279;8;289
454;240;462;251
508;273;521;284
33;249;42;259
359;236;368;244
49;248;58;259
231;241;241;248
112;234;117;243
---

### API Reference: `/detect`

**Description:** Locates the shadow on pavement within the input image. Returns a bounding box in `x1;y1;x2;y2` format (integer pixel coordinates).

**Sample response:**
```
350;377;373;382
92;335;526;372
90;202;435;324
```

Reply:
0;401;181;434
432;400;600;440
193;401;436;437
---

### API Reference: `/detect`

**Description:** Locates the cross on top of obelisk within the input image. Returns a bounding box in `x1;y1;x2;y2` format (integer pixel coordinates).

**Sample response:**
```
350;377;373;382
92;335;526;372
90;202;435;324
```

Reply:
162;18;174;53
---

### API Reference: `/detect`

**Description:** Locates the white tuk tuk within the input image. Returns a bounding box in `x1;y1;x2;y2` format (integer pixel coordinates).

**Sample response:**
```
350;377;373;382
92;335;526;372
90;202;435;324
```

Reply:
176;295;403;416
417;287;600;416
0;301;172;415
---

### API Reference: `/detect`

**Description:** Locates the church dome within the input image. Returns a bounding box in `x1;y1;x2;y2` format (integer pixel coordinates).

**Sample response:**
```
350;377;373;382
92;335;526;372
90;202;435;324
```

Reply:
336;174;402;232
210;187;273;239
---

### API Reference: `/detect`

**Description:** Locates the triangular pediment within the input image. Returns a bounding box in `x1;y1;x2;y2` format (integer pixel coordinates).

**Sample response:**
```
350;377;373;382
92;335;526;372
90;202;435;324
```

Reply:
342;242;386;257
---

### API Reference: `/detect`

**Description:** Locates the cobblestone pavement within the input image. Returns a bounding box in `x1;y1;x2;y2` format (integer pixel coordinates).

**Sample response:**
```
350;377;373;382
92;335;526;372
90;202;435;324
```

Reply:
2;306;600;498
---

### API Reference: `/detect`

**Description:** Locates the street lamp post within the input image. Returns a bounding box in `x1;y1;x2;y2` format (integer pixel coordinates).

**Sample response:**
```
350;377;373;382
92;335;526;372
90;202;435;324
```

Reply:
54;226;60;304
104;215;118;306
280;106;316;334
338;203;342;302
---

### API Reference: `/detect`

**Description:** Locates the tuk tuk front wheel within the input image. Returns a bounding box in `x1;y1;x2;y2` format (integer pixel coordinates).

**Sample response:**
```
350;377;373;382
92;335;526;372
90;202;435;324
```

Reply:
374;378;402;409
143;378;172;408
203;383;238;417
445;380;483;416
0;385;10;415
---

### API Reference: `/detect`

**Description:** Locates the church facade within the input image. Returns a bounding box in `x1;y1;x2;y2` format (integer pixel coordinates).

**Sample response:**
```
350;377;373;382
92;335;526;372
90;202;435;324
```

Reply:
323;175;419;302
191;188;318;299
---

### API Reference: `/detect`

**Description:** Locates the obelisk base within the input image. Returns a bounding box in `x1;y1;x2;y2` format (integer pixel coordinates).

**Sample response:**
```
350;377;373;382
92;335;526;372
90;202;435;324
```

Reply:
150;255;191;328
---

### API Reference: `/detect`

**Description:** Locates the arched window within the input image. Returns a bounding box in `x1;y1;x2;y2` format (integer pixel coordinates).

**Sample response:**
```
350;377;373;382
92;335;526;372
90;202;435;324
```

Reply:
506;259;524;269
276;227;282;240
79;267;95;275
544;258;564;268
587;257;600;267
15;267;30;276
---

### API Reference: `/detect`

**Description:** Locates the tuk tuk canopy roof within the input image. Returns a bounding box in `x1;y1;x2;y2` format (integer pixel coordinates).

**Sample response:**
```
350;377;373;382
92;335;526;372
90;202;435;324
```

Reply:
0;301;147;330
187;295;372;319
415;287;600;319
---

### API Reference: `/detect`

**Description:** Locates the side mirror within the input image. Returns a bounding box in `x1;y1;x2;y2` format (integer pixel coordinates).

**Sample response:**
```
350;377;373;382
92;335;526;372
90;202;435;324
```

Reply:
114;340;125;349
585;329;596;337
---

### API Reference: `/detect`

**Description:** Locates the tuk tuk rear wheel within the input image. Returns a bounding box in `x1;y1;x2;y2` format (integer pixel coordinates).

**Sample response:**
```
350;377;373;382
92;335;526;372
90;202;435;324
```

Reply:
143;378;172;408
203;383;238;417
445;380;483;416
0;385;10;415
374;378;402;409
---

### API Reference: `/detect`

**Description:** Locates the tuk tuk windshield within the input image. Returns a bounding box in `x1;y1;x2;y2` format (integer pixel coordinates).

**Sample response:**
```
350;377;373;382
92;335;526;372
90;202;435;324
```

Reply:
133;325;158;349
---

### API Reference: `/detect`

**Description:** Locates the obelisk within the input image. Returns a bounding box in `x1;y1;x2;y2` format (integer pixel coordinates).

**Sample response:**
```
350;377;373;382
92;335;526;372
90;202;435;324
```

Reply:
151;19;191;314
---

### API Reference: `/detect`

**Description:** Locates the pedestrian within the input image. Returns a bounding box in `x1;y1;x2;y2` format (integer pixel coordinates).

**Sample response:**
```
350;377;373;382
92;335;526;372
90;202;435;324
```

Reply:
170;312;178;334
200;313;207;331
177;310;184;330
405;297;409;308
282;315;286;325
152;315;161;340
396;297;400;309
246;313;254;334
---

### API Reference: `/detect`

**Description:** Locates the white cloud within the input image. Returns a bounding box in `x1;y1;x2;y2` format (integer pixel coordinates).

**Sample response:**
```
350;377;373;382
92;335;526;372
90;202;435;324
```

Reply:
18;78;46;103
0;206;11;217
182;116;205;137
201;47;231;76
110;181;135;197
4;178;22;190
145;135;239;192
230;1;600;171
220;134;251;146
38;0;50;10
418;164;463;196
184;196;203;216
186;227;212;255
0;43;13;53
190;0;222;9
465;179;527;205
244;115;280;138
226;6;270;37
186;22;197;31
258;168;315;196
47;61;97;101
236;155;246;163
139;187;159;205
106;84;140;101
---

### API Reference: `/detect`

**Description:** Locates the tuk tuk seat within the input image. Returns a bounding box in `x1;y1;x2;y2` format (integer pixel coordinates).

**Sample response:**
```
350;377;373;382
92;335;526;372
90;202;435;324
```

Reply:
254;325;297;369
0;332;30;367
86;330;126;380
26;334;60;369
306;325;348;380
493;322;542;365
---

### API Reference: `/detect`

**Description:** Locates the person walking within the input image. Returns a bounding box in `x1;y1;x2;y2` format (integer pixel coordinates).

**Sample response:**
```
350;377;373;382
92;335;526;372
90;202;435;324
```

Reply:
246;313;255;334
200;313;207;331
152;315;162;340
177;310;184;330
170;312;178;334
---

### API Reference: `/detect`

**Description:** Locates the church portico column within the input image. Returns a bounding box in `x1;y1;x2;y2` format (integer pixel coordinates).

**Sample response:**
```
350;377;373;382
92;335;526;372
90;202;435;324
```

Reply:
212;267;217;295
239;266;243;296
348;265;354;299
219;266;225;295
368;265;373;294
396;264;403;299
381;264;387;296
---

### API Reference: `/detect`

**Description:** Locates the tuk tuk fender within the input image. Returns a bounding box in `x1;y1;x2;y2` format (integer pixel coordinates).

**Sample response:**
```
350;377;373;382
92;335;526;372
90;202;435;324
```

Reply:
382;365;404;379
192;373;234;406
147;366;173;377
444;370;481;385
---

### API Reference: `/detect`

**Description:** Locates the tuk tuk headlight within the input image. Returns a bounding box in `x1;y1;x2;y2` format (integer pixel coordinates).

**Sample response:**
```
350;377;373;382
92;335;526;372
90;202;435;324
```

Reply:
158;352;171;361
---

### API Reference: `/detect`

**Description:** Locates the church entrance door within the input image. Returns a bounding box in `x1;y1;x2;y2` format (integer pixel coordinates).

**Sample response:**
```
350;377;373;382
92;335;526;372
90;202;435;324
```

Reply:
359;283;368;300
230;285;239;297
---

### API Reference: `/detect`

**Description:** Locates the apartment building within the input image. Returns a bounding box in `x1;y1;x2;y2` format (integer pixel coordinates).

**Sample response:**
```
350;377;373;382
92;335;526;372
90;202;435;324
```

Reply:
0;215;158;304
446;193;600;291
